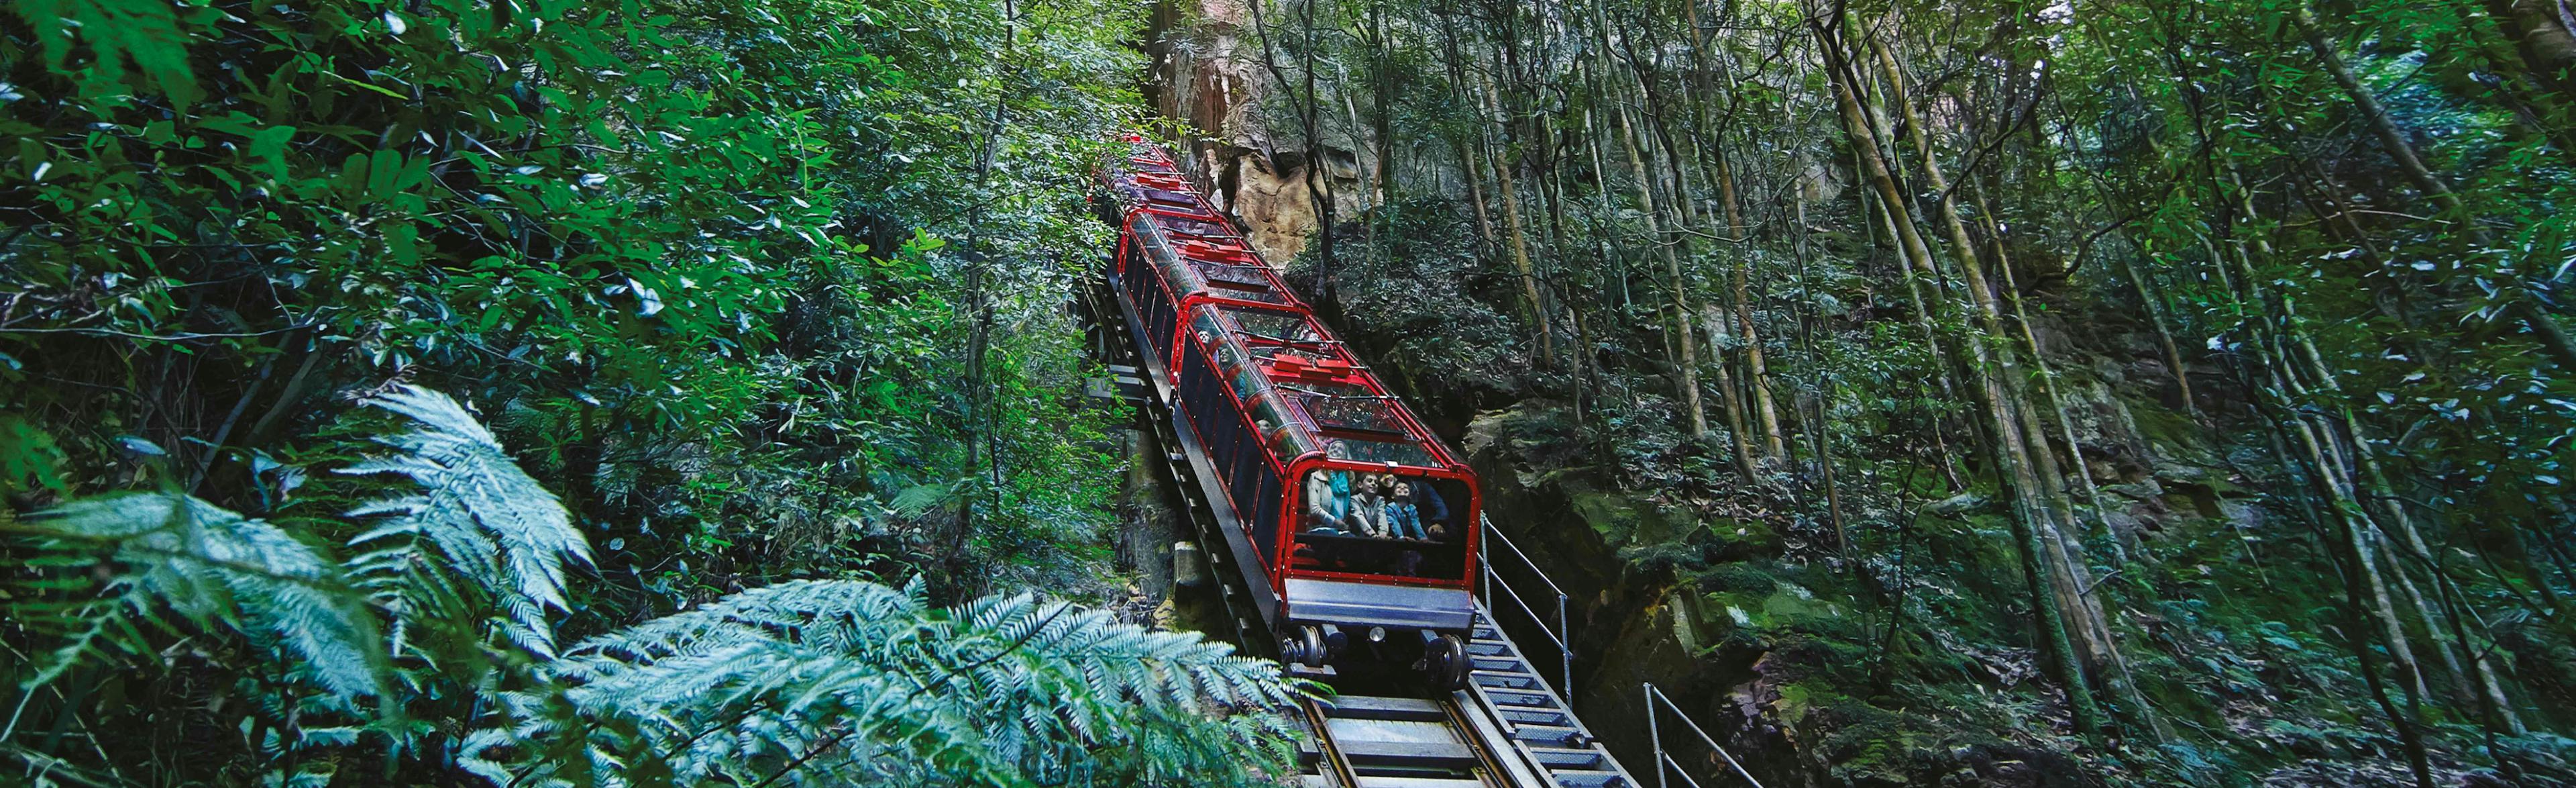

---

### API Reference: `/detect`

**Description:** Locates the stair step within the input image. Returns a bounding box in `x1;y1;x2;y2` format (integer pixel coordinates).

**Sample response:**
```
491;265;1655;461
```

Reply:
1324;696;1446;722
1509;724;1585;747
1481;689;1559;708
1543;768;1628;788
1355;778;1483;788
1470;656;1524;672
1328;738;1480;769
1491;705;1573;727
1524;746;1608;770
1473;671;1541;690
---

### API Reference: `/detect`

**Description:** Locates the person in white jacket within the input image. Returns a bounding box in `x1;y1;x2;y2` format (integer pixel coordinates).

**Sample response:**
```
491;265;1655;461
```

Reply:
1302;441;1369;534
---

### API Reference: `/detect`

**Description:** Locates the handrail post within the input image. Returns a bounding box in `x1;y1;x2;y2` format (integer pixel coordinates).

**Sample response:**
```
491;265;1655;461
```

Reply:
1646;683;1666;788
1558;591;1572;707
1479;534;1491;607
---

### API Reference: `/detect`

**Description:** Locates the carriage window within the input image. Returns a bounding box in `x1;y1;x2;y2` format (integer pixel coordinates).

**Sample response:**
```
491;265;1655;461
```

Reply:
1334;437;1434;467
1279;379;1403;434
1191;305;1229;340
1152;213;1232;240
1291;465;1468;581
1246;395;1318;461
1229;309;1325;346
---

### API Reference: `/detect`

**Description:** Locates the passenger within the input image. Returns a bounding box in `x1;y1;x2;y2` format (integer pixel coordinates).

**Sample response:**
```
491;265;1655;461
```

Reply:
1413;481;1451;536
1303;441;1370;534
1385;481;1427;540
1351;474;1389;538
1303;469;1348;534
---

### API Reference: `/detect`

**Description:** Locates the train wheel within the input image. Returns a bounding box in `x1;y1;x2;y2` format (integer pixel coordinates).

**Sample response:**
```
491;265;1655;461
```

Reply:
1280;626;1329;667
1428;634;1470;691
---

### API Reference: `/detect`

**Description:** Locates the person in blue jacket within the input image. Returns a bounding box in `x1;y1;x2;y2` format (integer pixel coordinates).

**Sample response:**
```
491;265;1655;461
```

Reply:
1385;480;1428;540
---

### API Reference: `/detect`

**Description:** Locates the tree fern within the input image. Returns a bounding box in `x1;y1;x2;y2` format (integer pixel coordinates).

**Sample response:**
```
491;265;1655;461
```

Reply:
472;578;1305;787
7;387;1305;785
8;492;384;703
339;384;592;659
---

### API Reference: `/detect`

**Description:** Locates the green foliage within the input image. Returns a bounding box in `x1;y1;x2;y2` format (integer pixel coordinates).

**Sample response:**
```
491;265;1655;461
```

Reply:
0;415;67;496
474;579;1300;786
1;0;1140;590
3;389;1301;784
340;385;590;660
1238;0;2576;780
12;491;384;703
3;0;1159;777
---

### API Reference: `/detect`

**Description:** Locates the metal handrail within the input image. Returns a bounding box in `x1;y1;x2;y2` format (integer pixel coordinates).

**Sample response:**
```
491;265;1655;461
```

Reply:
1643;683;1763;788
1477;514;1574;703
1485;575;1564;692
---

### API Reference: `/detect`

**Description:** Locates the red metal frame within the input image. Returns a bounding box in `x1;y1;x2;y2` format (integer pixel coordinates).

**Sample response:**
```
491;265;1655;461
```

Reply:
1118;203;1309;381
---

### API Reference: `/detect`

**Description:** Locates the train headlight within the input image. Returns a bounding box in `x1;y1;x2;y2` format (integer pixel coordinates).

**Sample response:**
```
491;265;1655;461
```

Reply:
1368;626;1386;643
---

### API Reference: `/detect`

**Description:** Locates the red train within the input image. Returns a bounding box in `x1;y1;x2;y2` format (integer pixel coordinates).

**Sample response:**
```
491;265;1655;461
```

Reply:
1101;138;1481;687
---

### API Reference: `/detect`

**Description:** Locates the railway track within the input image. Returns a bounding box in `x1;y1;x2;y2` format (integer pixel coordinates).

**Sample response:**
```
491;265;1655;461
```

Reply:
1079;268;1640;788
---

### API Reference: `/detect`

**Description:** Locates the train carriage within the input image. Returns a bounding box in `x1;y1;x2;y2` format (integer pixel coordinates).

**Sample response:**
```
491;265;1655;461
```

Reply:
1102;139;1481;687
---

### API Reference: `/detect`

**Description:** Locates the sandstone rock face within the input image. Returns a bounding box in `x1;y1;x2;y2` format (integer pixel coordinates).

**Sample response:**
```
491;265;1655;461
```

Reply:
1146;0;1366;264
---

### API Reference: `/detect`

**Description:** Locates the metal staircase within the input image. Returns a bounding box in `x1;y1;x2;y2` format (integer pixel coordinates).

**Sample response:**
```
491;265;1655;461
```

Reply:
1458;601;1634;787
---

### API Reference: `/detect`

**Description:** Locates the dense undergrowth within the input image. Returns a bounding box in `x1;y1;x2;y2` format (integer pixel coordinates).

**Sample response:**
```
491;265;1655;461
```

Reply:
0;0;1305;783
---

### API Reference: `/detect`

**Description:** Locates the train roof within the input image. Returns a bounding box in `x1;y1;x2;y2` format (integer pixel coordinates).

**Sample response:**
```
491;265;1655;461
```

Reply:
1106;139;1464;475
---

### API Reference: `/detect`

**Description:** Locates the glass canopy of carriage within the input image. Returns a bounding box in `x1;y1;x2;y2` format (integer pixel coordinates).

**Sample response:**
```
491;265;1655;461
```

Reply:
1187;303;1471;581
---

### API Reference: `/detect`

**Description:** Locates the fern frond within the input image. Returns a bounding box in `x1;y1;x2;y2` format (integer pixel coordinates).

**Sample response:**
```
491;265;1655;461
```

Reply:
339;385;592;658
18;492;385;699
466;578;1301;787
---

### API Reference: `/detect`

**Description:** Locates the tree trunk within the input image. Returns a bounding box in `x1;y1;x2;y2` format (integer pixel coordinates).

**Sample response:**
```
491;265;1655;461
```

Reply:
1605;45;1716;446
1477;75;1554;369
1713;145;1789;459
1814;9;2105;739
2483;0;2576;104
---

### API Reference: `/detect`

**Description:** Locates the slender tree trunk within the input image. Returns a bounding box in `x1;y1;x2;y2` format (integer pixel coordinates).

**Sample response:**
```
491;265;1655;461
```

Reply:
1477;75;1554;368
2481;0;2576;104
1976;183;2135;567
1712;145;1789;459
1862;22;2141;726
1605;44;1716;446
1814;7;2104;739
